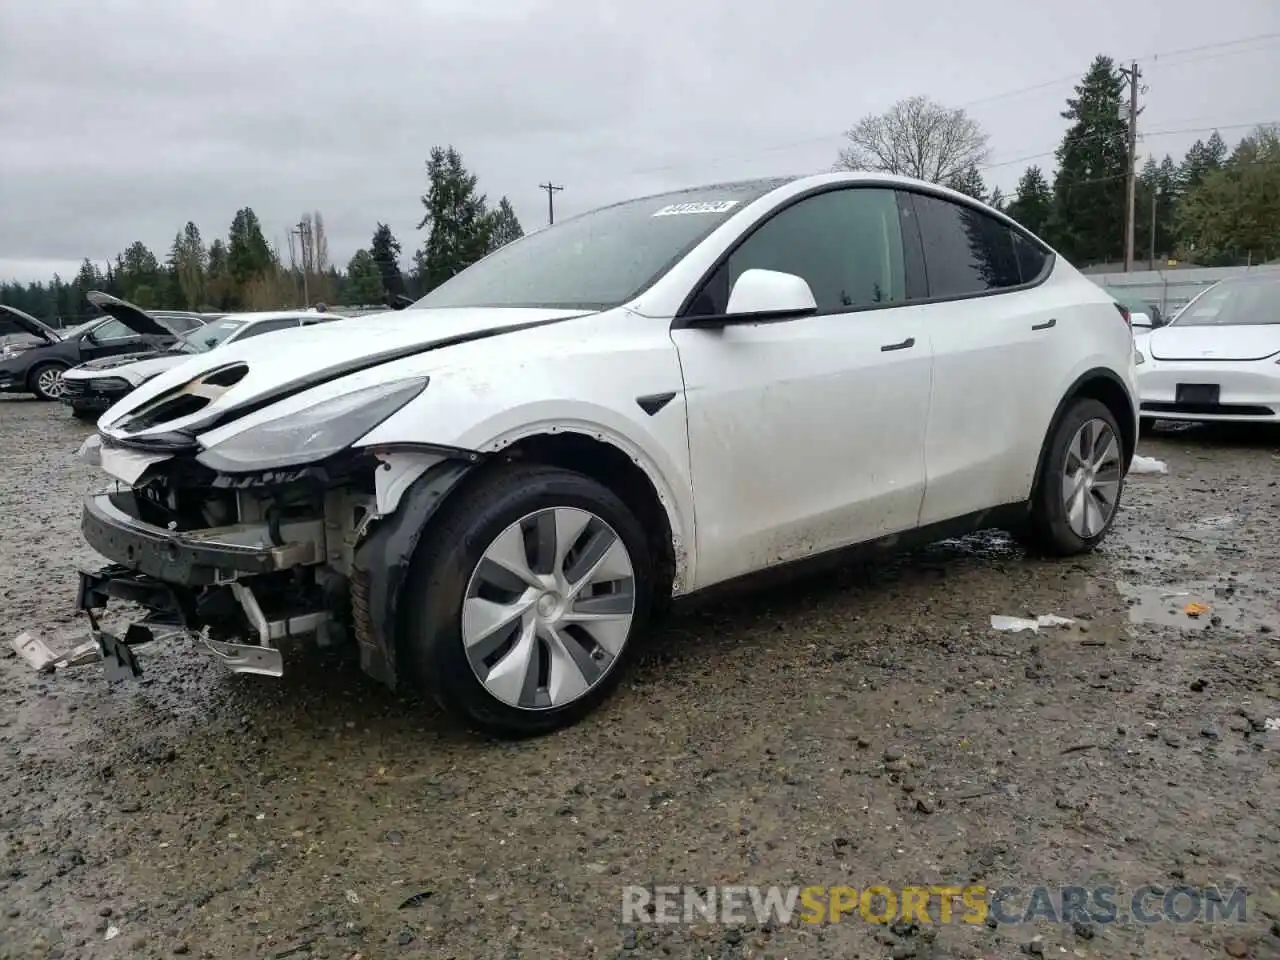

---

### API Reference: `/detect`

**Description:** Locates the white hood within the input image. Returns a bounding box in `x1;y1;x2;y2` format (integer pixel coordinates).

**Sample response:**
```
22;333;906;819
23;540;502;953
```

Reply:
99;306;592;438
64;352;185;384
1149;322;1280;362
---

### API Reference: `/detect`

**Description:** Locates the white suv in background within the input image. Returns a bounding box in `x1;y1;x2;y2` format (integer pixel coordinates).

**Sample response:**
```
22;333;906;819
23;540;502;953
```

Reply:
70;172;1138;737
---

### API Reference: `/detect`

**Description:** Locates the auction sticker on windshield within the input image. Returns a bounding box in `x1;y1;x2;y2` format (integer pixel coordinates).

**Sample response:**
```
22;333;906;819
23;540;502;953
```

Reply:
652;200;739;216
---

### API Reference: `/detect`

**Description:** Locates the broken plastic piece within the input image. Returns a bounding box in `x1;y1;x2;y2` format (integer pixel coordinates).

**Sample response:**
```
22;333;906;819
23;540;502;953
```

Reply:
1129;455;1167;475
9;633;100;673
1183;602;1210;617
990;614;1077;633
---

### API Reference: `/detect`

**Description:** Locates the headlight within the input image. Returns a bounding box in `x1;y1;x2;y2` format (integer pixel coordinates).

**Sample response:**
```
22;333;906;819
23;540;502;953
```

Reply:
195;377;428;473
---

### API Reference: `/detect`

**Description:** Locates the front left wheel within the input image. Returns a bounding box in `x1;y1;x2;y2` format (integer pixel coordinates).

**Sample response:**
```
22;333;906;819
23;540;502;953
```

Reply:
400;463;654;738
28;362;68;401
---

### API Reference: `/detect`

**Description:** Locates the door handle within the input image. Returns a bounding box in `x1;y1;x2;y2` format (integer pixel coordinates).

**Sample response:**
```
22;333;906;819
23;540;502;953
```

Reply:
1031;318;1057;331
880;337;915;352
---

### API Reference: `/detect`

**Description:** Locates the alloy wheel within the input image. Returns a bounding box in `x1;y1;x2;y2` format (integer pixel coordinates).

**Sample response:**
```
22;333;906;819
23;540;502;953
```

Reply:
461;506;637;710
37;367;66;399
1061;417;1122;538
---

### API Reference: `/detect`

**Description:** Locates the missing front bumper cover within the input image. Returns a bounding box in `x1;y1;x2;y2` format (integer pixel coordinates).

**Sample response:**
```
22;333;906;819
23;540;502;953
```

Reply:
72;566;315;681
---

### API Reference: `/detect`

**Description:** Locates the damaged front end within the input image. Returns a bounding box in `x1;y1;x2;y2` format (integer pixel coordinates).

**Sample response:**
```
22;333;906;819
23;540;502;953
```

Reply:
52;428;480;689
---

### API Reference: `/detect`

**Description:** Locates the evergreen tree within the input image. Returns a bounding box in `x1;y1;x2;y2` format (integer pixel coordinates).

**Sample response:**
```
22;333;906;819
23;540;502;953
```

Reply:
345;249;384;303
486;196;525;251
946;165;988;202
414;145;494;292
227;207;272;293
1047;56;1128;263
168;221;206;309
1176;126;1280;265
370;222;406;299
1005;166;1053;235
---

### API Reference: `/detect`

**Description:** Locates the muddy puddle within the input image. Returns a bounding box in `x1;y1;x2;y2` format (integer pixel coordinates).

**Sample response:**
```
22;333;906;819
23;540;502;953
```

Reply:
1116;574;1280;632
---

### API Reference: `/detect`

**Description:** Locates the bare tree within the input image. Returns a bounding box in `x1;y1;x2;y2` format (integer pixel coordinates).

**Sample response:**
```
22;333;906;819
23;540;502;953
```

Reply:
835;95;991;184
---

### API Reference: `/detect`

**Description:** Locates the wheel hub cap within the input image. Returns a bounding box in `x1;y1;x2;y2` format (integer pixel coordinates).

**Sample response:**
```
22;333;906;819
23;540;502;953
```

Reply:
461;506;637;711
1061;417;1122;539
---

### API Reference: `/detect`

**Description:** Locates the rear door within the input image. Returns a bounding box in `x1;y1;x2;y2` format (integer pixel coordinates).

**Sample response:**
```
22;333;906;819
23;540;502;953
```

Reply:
900;190;1063;525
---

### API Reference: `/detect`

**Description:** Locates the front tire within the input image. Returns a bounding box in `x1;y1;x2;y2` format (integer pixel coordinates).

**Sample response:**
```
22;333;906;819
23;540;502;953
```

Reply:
70;406;99;423
1023;398;1125;556
28;362;68;401
400;463;653;738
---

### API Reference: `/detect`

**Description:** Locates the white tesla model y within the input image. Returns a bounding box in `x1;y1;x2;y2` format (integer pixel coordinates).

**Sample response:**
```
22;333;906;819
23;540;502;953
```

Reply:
68;173;1138;736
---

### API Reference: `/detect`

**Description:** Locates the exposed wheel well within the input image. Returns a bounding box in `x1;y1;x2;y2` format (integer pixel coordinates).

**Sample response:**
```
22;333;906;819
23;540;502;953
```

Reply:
1073;374;1136;467
486;432;677;609
1032;370;1136;500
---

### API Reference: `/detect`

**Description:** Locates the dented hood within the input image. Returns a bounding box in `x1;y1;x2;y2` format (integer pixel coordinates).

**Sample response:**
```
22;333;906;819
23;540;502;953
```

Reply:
0;304;61;345
98;306;593;441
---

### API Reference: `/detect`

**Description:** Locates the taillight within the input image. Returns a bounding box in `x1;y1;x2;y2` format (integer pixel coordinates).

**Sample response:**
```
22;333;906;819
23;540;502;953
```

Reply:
1114;303;1132;328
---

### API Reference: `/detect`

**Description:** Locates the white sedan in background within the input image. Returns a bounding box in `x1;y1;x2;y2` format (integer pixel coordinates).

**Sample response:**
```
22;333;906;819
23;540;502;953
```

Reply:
1136;274;1280;426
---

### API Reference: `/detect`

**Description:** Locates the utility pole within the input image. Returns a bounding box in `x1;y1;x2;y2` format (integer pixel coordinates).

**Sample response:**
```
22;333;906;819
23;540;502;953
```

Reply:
291;220;310;307
1119;61;1142;272
1149;185;1160;271
539;182;564;225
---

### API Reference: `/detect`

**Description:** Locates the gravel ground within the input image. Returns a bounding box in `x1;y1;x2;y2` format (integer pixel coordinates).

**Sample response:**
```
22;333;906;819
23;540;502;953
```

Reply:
1;397;1278;960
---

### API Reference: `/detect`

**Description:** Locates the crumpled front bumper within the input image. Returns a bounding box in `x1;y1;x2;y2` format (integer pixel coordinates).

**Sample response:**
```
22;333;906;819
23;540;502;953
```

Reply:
82;490;323;585
70;491;333;680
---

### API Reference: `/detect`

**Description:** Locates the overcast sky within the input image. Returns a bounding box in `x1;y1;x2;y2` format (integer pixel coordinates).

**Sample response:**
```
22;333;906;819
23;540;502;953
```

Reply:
1;0;1278;284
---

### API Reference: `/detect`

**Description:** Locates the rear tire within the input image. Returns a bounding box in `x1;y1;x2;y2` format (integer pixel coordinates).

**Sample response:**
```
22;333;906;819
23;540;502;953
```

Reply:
1022;398;1125;556
399;463;654;738
28;362;68;401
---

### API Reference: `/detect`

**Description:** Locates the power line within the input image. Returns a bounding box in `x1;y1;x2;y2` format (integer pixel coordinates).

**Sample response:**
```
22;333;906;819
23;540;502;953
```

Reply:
613;30;1280;180
979;120;1279;173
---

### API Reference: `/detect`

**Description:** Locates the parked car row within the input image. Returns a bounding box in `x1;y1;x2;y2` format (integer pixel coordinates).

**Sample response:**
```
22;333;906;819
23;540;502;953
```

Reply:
0;297;342;418
0;305;214;401
59;294;338;420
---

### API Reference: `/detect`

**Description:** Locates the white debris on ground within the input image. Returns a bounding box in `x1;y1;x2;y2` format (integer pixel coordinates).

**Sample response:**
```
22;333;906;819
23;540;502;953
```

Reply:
1266;718;1280;732
1129;455;1168;475
990;614;1077;633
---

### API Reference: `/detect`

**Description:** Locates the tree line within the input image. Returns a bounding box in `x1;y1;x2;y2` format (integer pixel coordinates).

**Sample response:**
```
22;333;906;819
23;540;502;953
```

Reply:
0;145;525;325
5;53;1278;324
837;54;1279;268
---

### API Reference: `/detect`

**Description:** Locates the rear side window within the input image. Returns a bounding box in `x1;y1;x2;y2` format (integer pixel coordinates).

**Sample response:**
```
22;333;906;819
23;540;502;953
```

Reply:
910;193;1032;297
1012;233;1050;284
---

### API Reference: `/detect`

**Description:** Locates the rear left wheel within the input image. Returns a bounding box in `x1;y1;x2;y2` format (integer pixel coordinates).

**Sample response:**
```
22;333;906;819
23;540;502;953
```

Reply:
400;463;653;738
1022;398;1125;556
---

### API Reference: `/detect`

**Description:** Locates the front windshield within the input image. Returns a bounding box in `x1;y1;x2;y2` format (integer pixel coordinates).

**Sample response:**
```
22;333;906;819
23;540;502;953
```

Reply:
1172;276;1280;327
412;179;794;311
179;317;246;352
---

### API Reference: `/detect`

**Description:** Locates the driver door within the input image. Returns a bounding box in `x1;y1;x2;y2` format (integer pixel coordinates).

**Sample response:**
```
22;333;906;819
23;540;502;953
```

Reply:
671;187;934;590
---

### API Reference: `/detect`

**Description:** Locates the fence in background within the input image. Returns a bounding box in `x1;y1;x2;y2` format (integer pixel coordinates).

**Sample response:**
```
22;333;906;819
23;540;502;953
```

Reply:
1086;263;1280;316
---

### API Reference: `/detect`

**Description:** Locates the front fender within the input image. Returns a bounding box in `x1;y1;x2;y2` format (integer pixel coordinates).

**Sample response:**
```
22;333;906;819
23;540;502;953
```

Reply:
351;460;473;688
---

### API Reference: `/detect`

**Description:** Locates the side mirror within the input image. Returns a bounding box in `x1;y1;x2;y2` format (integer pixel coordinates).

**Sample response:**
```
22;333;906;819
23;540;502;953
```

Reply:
726;269;817;318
